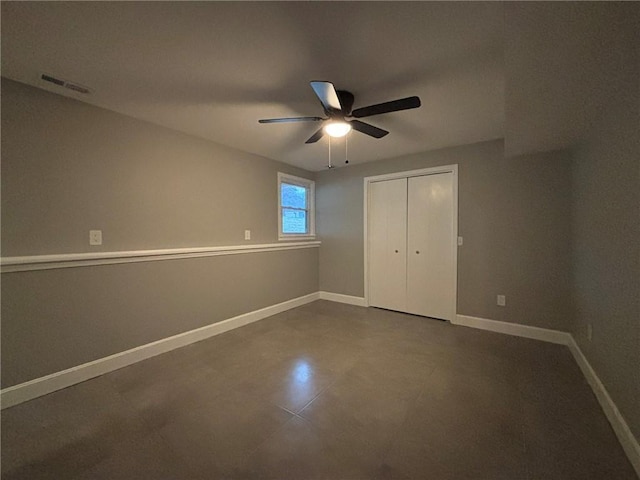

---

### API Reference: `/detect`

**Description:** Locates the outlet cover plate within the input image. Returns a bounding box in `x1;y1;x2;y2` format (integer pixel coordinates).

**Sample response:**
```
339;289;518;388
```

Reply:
89;230;102;246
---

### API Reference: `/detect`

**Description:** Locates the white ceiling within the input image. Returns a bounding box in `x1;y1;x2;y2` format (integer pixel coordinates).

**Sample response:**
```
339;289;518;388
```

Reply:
1;2;632;171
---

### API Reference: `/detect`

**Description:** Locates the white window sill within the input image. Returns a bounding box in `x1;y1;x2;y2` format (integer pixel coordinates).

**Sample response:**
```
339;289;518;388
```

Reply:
279;235;316;241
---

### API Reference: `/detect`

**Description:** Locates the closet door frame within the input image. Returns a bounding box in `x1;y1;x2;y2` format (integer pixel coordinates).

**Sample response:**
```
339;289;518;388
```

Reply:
363;164;458;320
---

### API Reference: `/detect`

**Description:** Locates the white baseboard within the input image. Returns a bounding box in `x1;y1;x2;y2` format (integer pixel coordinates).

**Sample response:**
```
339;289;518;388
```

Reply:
319;291;367;307
567;336;640;476
453;313;639;477
453;314;572;345
0;292;320;410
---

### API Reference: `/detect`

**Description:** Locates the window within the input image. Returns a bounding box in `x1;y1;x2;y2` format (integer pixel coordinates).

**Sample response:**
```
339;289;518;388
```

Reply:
278;172;315;239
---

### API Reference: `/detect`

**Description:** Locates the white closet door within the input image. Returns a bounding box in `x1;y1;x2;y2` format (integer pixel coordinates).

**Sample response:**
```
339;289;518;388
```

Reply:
406;173;454;320
368;178;407;312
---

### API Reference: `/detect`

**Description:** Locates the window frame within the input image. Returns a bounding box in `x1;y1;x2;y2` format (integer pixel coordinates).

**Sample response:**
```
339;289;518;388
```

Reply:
278;172;315;240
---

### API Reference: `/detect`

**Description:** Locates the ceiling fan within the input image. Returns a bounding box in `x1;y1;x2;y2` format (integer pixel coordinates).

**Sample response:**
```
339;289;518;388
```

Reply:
258;81;421;144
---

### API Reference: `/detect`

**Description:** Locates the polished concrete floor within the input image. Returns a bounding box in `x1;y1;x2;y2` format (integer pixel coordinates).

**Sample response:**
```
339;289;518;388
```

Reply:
2;300;636;479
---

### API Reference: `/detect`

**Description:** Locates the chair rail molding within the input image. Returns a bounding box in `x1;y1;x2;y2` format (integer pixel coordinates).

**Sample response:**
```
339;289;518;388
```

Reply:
1;241;321;273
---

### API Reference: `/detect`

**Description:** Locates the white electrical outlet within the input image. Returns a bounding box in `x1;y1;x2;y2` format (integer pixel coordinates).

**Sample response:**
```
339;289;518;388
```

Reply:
587;324;593;342
497;295;506;307
89;230;102;246
244;230;251;240
457;236;463;246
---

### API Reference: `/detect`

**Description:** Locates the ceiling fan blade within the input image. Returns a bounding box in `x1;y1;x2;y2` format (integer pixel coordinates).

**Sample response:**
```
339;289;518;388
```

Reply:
259;116;323;124
351;96;421;118
350;120;389;139
336;90;355;116
310;81;342;113
305;127;325;144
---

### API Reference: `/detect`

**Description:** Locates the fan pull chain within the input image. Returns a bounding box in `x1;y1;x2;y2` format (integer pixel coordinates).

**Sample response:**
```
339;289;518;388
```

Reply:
345;134;349;164
327;136;333;169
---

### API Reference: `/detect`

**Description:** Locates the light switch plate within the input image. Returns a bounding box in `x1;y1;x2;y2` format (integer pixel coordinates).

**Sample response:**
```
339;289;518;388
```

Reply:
457;236;463;246
497;295;506;307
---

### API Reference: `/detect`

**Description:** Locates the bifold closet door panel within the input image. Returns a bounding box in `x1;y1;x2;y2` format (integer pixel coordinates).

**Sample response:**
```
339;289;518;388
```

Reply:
407;173;455;320
368;178;407;312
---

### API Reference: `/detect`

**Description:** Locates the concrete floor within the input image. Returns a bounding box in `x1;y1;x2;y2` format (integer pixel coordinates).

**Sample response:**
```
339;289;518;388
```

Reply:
1;300;636;479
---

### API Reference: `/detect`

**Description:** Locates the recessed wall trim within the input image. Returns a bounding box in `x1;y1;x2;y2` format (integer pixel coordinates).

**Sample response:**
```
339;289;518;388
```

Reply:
0;241;321;273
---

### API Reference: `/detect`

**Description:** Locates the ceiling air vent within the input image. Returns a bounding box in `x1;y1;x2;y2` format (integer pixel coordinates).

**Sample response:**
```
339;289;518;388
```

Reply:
41;73;92;94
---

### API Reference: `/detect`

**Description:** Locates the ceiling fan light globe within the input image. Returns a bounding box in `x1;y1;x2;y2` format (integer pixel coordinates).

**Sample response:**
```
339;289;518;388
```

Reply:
324;121;351;138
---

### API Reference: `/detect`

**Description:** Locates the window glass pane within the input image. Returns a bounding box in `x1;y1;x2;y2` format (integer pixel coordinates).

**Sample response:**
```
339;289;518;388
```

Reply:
281;183;307;208
282;208;308;234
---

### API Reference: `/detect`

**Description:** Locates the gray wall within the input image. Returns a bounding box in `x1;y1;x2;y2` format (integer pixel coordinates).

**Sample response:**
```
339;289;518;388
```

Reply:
1;79;318;388
570;13;639;440
1;79;312;255
316;140;574;331
1;249;318;387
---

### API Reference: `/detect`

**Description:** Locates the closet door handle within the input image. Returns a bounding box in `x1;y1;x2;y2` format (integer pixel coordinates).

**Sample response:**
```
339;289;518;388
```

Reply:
416;251;420;254
394;250;399;253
